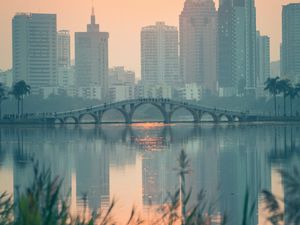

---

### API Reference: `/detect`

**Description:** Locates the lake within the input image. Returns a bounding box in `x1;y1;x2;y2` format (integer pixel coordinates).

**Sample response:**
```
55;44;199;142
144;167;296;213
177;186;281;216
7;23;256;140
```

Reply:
0;123;299;224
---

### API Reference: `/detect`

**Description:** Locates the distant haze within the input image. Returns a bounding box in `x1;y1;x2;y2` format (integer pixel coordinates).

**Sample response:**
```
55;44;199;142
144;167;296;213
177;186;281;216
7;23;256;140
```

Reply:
0;0;299;77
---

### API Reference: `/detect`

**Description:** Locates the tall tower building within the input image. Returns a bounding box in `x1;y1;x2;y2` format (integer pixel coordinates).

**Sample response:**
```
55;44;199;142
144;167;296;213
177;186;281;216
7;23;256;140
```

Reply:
57;30;74;87
57;30;71;67
141;22;179;86
12;13;57;93
281;3;300;82
256;31;270;95
179;0;217;95
218;0;257;96
75;8;109;98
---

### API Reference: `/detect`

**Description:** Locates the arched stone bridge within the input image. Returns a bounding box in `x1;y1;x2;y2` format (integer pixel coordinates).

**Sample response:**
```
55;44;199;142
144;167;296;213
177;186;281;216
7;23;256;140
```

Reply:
30;98;260;124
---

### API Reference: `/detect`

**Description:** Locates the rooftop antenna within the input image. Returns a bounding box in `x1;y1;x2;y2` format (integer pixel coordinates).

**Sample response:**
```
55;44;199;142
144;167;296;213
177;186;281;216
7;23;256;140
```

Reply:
92;0;95;16
91;0;96;24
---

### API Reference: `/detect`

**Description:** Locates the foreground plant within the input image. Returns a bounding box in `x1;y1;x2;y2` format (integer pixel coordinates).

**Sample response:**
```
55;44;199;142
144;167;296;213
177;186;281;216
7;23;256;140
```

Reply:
262;166;300;225
0;192;13;225
0;151;231;225
0;162;114;225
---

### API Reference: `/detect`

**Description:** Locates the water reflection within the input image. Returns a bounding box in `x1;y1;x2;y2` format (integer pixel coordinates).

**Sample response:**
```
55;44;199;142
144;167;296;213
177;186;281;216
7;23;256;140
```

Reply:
0;123;299;224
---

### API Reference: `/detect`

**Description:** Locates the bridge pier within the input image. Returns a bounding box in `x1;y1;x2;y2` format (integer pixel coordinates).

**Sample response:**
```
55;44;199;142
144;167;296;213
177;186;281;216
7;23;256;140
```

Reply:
125;116;132;124
97;111;104;124
164;114;171;124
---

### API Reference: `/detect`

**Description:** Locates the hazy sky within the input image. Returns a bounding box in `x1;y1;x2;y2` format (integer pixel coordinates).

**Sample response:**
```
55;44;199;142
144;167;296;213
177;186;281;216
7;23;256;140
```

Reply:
0;0;298;76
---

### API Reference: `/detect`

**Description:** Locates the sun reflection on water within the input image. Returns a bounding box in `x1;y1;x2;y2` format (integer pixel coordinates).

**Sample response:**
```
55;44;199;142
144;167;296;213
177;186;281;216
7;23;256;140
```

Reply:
131;122;174;129
130;123;171;151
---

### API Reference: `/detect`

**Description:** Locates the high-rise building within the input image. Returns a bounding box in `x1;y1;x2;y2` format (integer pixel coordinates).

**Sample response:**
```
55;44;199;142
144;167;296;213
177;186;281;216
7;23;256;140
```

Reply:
109;66;135;86
57;30;71;67
75;8;109;98
0;69;13;88
180;0;217;95
218;0;257;96
12;13;57;93
256;31;270;96
141;22;179;86
108;67;135;101
57;30;74;88
281;3;300;82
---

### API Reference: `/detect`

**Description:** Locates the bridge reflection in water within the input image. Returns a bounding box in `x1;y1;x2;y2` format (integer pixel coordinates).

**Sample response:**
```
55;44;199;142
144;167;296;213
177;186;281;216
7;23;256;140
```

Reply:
0;124;300;224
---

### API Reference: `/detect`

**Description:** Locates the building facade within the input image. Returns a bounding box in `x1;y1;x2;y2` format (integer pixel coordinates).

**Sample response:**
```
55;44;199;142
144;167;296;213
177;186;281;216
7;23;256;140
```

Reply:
135;83;172;99
12;13;57;93
218;0;257;96
0;70;13;88
178;83;202;101
141;22;179;86
57;30;71;67
57;66;75;88
180;0;217;95
281;3;300;82
75;8;109;99
108;67;135;102
256;31;270;97
109;85;135;102
109;66;135;86
57;30;74;88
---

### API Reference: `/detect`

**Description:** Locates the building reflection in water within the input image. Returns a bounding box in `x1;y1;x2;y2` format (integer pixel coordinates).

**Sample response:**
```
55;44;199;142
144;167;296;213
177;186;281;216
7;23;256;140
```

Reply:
0;123;299;224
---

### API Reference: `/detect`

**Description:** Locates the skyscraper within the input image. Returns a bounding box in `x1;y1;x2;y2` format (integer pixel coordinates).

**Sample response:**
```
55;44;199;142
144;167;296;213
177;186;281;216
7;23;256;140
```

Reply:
281;3;300;82
218;0;257;96
180;0;217;95
12;13;57;93
57;30;74;87
75;8;109;98
57;30;70;67
256;31;270;96
141;22;179;86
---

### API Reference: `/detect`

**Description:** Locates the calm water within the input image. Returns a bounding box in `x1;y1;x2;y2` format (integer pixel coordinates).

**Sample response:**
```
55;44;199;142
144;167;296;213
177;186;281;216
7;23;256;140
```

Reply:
0;123;300;224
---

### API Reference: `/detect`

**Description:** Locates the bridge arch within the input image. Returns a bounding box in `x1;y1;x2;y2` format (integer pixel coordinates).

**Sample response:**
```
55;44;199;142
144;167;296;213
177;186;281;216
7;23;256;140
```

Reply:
232;116;241;122
64;116;79;124
100;108;128;123
219;114;233;122
54;118;64;124
130;102;168;123
199;111;218;122
78;113;99;124
169;106;199;122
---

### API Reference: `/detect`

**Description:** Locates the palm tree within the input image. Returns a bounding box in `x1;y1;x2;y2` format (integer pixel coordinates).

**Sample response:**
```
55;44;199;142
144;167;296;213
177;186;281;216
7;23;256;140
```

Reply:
264;77;280;116
277;79;291;116
287;85;299;117
11;81;31;117
296;83;300;94
0;83;8;119
295;83;300;116
19;81;31;115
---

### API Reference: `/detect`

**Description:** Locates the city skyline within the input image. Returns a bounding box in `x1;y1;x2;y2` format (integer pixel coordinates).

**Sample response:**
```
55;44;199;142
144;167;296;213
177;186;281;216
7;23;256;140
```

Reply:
1;1;300;224
0;0;299;77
